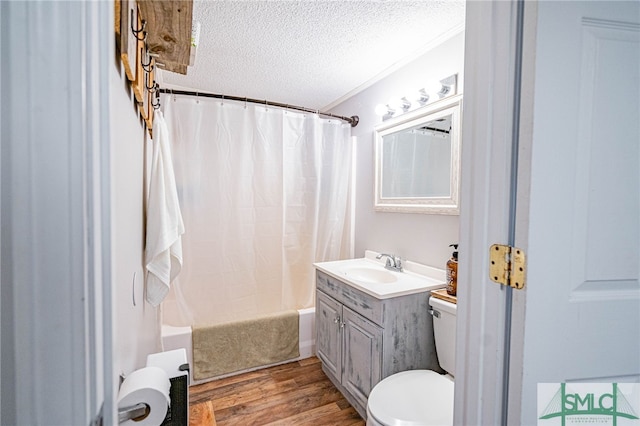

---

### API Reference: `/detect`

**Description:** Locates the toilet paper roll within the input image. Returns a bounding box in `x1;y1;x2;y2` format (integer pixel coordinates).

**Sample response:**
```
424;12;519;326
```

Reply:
118;366;170;426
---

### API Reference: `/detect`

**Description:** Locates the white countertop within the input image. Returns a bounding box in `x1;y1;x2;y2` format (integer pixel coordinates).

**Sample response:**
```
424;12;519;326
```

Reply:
314;250;446;299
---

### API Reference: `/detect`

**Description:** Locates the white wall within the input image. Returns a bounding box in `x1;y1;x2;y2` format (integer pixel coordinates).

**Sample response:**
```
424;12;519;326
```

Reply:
110;36;161;376
329;32;465;268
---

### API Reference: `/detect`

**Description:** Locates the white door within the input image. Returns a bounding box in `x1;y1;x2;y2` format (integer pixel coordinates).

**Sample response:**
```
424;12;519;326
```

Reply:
512;1;640;423
456;1;639;425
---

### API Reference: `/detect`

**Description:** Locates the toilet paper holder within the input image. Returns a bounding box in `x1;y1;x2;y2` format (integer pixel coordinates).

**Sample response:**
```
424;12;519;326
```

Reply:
119;402;149;423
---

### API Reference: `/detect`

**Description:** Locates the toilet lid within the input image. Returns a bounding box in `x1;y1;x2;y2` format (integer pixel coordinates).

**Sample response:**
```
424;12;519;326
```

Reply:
367;370;454;426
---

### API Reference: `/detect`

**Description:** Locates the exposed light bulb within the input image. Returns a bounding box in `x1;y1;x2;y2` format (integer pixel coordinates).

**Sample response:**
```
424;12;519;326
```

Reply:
375;103;393;116
407;88;429;105
389;97;411;112
425;80;444;99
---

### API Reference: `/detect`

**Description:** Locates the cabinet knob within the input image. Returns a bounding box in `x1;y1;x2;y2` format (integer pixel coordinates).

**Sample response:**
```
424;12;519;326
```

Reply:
334;316;341;324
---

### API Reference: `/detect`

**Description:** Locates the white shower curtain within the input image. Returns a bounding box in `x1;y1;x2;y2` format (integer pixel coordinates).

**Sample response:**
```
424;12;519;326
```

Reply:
162;95;353;326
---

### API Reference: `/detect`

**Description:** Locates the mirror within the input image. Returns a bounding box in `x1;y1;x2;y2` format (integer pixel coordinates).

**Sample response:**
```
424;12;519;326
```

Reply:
374;94;462;214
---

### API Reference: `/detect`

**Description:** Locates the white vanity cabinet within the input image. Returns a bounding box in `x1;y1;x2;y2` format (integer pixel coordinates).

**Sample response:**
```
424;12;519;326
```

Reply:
315;270;440;419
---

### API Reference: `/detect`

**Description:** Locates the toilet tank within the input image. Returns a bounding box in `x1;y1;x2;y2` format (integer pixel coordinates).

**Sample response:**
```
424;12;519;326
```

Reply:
429;296;457;377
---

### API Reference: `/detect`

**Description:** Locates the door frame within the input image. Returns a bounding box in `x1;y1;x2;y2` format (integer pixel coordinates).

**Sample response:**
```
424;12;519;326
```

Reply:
0;1;113;424
454;1;532;424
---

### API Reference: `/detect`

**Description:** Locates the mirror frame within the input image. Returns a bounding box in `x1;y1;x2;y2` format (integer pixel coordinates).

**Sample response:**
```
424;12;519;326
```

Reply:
374;94;462;215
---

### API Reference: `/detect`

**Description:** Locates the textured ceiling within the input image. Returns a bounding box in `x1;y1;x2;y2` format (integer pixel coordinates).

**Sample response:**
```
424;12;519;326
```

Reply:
160;0;465;110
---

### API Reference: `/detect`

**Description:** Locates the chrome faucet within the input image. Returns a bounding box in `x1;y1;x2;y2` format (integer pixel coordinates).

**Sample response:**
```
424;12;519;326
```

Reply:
376;253;403;272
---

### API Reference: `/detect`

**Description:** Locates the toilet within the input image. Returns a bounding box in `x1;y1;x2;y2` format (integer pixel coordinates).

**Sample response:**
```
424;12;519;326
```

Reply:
366;294;457;426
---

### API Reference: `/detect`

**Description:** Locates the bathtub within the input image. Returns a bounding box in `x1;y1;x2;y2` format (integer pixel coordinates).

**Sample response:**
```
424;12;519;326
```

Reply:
161;303;316;385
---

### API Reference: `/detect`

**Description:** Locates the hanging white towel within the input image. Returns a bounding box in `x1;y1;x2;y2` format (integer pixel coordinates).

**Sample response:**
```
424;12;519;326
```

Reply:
145;111;185;307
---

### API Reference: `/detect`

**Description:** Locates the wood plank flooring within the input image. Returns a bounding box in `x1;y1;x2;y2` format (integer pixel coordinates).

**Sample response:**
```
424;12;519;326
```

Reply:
189;357;365;426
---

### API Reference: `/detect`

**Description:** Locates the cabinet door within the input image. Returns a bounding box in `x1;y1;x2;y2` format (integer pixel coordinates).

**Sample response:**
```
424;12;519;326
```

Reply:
316;291;342;381
342;306;383;411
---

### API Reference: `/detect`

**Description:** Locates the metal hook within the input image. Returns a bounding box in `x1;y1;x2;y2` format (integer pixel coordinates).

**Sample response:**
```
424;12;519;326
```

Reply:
131;9;146;41
196;92;199;103
152;92;161;110
141;47;153;72
221;94;224;105
145;72;157;92
244;97;248;109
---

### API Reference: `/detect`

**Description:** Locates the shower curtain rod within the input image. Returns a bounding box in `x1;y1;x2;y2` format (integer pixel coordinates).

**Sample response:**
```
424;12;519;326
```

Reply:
159;88;359;127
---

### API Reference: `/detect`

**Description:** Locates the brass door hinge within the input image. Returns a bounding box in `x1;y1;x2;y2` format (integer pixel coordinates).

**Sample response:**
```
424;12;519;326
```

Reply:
489;244;526;289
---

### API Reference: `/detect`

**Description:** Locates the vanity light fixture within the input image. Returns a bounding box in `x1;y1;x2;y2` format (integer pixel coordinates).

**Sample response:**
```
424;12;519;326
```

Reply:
424;80;445;98
407;88;430;106
375;73;458;119
375;103;395;117
434;74;457;98
389;97;411;113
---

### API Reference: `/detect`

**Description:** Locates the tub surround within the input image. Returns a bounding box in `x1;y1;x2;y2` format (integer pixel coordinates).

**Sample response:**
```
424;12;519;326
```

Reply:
314;252;446;419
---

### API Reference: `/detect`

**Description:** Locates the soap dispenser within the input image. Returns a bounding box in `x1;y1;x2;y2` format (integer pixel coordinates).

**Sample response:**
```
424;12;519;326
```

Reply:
446;244;459;296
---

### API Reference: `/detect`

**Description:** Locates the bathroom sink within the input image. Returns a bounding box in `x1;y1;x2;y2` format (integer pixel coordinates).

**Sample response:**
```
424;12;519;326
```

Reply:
342;266;398;284
314;251;447;299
